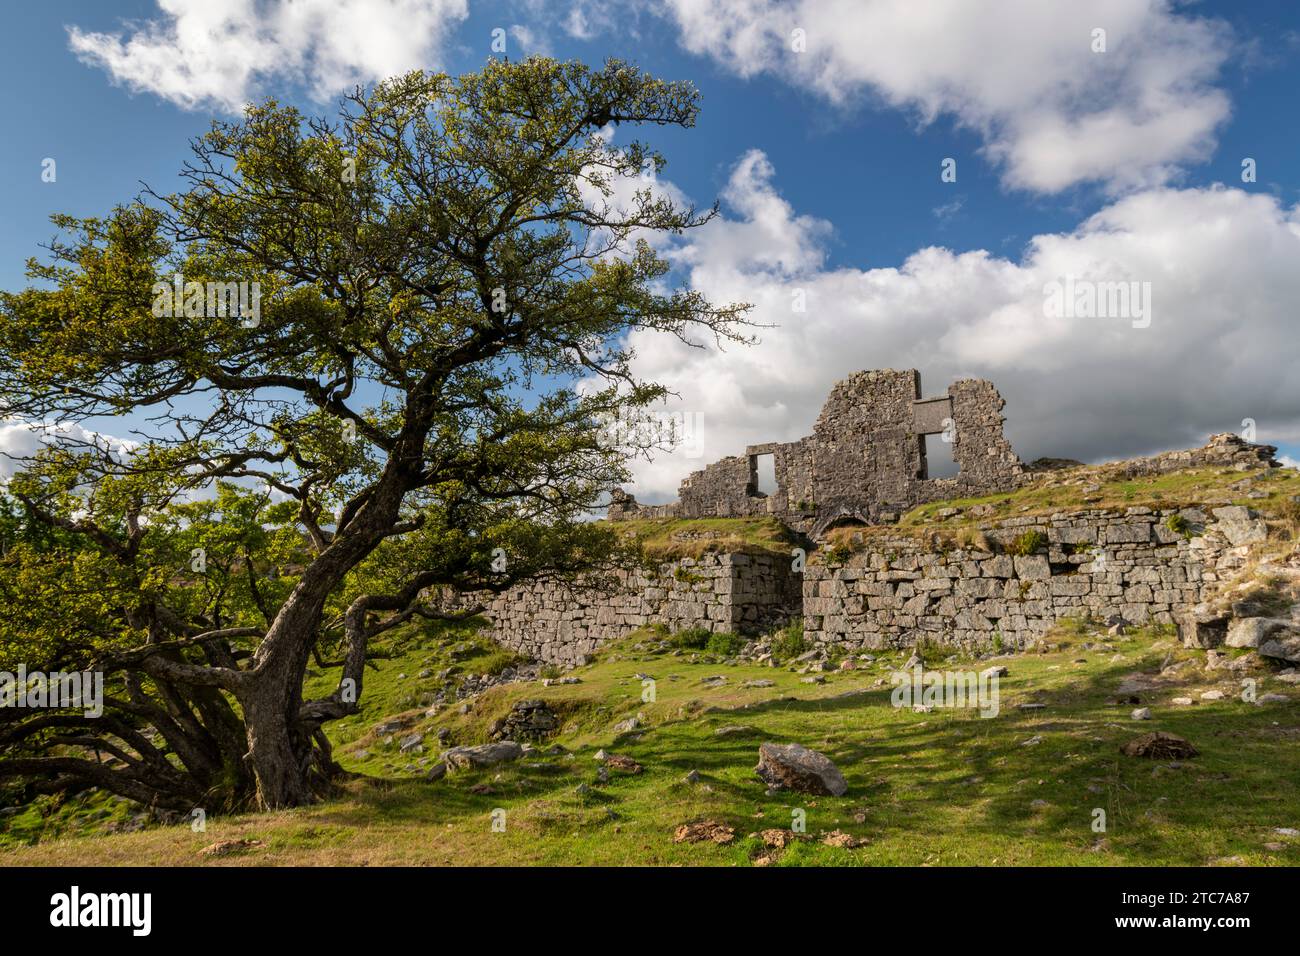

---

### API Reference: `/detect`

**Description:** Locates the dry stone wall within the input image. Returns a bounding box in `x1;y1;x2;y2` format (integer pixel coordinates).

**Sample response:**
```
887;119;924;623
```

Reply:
803;506;1264;651
472;552;800;666
471;505;1268;666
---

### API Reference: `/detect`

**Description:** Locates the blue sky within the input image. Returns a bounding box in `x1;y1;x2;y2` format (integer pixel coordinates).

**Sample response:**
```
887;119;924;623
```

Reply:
2;1;1299;498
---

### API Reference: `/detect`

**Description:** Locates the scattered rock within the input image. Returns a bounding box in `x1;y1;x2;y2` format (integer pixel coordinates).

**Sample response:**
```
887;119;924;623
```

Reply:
1178;605;1229;649
1121;731;1199;759
754;742;848;797
1211;506;1268;547
1131;708;1151;720
1200;690;1225;701
683;770;701;784
490;699;560;741
373;715;418;736
714;725;757;738
424;762;447;782
1226;617;1293;649
199;839;265;858
1258;693;1290;704
821;829;867;849
1260;634;1300;664
673;820;735;845
1171;697;1195;706
759;828;805;849
442;741;524;771
603;753;643;774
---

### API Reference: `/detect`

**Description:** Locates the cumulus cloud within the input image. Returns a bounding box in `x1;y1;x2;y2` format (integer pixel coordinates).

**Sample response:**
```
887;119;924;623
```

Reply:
616;152;1300;502
654;0;1233;193
0;420;138;483
67;0;469;111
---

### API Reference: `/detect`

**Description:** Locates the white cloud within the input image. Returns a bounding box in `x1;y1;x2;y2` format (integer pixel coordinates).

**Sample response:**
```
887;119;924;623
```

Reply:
0;420;138;483
67;0;470;111
655;0;1233;193
616;152;1300;502
509;23;552;57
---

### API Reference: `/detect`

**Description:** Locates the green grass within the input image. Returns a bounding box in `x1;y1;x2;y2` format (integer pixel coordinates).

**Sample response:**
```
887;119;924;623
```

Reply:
3;621;1297;866
904;464;1300;529
607;515;796;560
825;463;1300;554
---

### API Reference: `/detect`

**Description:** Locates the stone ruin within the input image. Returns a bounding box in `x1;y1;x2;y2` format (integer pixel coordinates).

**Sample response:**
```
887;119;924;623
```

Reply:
608;369;1027;536
463;361;1284;665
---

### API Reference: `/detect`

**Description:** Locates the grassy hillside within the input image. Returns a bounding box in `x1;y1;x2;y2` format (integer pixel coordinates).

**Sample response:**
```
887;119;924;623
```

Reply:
826;463;1300;553
3;619;1297;866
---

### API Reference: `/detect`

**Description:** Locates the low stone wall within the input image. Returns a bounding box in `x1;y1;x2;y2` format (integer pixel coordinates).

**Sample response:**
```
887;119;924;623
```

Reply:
802;506;1261;651
469;506;1268;664
472;552;799;666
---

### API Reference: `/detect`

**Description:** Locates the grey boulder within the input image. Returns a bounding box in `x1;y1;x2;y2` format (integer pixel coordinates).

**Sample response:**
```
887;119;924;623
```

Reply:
754;742;848;797
442;741;523;771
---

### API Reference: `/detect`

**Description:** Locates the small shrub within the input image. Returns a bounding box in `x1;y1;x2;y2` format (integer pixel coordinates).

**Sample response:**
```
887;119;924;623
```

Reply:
704;631;746;656
770;619;806;663
1273;496;1300;526
955;527;994;552
477;648;524;676
1008;529;1048;556
1165;513;1192;539
825;543;852;565
668;626;711;650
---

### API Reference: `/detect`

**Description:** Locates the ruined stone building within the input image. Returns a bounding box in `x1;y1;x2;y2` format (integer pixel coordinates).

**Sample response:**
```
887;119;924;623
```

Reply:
464;363;1282;665
608;369;1027;535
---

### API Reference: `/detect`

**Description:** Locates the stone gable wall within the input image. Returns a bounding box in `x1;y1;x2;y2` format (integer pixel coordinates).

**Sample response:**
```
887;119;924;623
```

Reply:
609;368;1029;534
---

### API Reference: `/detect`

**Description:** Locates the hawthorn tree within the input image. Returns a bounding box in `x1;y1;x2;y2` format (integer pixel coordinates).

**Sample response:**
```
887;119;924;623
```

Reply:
0;58;748;810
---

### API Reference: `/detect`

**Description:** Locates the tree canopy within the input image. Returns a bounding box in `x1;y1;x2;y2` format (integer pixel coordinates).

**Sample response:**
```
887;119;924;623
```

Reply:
0;57;749;809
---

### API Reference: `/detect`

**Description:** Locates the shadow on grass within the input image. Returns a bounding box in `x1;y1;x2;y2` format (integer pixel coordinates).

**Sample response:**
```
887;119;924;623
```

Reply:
264;639;1299;865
